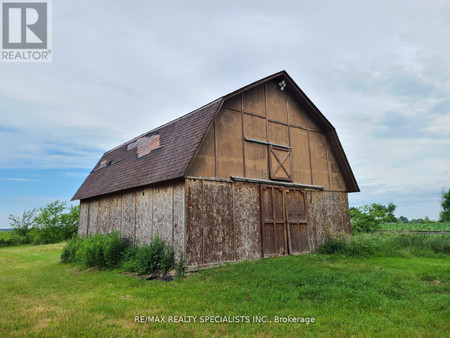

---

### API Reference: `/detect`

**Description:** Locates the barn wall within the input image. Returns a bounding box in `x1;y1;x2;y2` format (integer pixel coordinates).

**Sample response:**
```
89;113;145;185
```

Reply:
186;79;348;192
184;178;350;269
78;179;350;270
306;190;350;251
77;181;185;257
185;178;261;269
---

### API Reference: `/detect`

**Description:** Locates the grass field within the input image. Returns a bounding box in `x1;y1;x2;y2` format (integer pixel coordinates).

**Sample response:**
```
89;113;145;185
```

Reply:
1;242;449;337
380;222;450;232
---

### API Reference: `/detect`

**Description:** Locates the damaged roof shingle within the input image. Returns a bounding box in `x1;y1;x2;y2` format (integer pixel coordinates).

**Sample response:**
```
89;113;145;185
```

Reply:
72;98;223;200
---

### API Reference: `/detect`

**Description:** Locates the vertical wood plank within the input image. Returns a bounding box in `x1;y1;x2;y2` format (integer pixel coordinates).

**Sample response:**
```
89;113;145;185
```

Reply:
135;187;152;245
172;182;185;260
152;185;173;244
78;201;89;236
120;192;135;242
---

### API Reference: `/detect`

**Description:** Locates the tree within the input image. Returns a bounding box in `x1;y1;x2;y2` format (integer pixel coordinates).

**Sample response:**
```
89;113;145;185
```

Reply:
385;202;397;223
369;202;397;223
349;202;398;232
398;216;408;223
31;201;66;244
440;189;450;222
8;209;36;238
60;205;80;239
350;204;385;233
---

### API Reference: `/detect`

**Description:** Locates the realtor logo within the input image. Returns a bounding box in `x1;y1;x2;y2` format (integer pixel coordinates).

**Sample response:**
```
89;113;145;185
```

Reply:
1;1;52;62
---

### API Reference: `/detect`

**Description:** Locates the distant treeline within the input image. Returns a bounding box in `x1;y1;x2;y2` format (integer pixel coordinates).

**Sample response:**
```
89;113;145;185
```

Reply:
350;193;450;233
0;201;79;247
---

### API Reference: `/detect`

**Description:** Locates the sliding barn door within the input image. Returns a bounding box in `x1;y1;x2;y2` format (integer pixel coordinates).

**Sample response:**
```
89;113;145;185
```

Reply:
261;185;309;256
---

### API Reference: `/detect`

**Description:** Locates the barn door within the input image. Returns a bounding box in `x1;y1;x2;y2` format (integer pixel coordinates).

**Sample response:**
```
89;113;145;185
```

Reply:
261;185;309;256
285;189;309;254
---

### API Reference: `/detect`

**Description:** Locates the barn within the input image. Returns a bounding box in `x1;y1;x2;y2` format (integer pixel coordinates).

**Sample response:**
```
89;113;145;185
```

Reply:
72;71;359;271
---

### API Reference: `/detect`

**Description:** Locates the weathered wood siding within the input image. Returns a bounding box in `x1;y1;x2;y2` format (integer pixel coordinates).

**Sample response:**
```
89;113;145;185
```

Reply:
186;79;346;191
306;190;350;251
185;179;261;268
185;178;349;269
78;181;350;270
77;182;185;257
78;202;89;236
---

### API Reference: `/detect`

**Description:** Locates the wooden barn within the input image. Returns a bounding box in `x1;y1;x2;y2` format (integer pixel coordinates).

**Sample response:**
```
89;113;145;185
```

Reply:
72;71;359;270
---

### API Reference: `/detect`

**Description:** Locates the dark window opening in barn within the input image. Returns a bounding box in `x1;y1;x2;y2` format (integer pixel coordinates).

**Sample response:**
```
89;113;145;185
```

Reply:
95;159;114;171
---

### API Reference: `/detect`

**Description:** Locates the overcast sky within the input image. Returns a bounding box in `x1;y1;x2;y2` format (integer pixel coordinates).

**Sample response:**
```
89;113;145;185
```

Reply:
1;0;449;227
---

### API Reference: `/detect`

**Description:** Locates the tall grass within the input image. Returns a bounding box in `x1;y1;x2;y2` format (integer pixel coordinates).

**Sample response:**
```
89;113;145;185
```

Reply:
318;232;450;258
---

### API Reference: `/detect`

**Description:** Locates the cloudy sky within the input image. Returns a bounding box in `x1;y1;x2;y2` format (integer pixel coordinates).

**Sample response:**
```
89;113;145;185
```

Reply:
0;0;449;227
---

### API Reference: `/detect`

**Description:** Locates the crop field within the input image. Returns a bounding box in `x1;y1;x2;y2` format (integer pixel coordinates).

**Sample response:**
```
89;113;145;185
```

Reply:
380;222;450;232
0;236;449;337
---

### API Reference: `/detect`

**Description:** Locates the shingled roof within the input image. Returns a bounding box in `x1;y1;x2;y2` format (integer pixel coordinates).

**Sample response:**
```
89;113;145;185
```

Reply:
72;98;223;200
73;71;359;201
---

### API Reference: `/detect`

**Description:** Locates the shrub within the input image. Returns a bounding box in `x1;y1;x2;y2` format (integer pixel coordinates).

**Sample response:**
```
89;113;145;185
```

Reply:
75;234;105;268
350;204;385;233
318;233;350;255
74;232;127;269
103;232;128;269
119;245;139;272
134;236;175;274
60;232;176;275
0;232;29;247
176;251;185;277
61;236;83;263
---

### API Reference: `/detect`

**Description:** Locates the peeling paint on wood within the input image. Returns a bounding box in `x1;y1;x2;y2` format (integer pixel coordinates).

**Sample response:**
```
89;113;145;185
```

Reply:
233;182;261;260
186;179;203;266
203;181;234;264
305;190;350;251
172;183;185;259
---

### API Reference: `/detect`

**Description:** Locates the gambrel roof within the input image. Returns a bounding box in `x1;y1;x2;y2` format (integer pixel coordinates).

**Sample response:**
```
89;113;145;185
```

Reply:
72;71;359;201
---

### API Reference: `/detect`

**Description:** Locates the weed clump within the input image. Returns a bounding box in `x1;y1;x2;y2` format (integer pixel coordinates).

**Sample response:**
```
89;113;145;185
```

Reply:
61;232;177;275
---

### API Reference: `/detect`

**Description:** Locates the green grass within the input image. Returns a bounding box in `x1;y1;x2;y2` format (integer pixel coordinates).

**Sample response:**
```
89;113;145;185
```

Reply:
320;232;449;258
380;222;450;232
0;243;449;336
